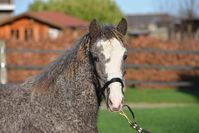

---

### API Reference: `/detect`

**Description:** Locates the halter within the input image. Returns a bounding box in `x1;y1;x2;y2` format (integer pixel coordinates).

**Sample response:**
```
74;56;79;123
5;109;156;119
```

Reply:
101;79;152;133
101;77;124;94
89;49;124;100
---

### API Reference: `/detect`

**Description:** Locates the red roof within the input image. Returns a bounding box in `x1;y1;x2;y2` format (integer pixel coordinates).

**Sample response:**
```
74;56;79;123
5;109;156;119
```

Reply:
0;12;88;29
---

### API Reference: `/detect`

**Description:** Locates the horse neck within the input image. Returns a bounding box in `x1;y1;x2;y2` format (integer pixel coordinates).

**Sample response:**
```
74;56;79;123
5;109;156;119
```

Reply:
63;43;93;78
31;36;99;96
30;40;101;109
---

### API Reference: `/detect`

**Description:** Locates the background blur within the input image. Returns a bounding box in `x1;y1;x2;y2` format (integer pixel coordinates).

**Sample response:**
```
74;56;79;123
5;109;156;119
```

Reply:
0;0;199;133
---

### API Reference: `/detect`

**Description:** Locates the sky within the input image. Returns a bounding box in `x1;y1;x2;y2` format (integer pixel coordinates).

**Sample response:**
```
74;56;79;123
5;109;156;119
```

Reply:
115;0;156;15
14;0;158;15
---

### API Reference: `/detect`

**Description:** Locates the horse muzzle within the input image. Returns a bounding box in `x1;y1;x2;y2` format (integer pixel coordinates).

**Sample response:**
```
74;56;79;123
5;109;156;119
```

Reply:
108;98;123;112
101;77;124;112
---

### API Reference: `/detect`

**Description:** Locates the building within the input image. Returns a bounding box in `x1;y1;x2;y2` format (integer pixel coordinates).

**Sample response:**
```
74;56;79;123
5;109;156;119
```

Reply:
0;12;87;41
0;12;88;83
180;18;199;39
0;0;15;20
126;13;178;39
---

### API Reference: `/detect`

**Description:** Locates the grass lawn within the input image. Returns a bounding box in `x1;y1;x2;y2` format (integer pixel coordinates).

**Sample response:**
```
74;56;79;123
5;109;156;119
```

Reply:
124;88;199;103
98;105;199;133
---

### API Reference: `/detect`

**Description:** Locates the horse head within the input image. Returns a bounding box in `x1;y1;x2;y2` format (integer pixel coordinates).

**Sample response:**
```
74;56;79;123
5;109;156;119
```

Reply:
89;18;128;112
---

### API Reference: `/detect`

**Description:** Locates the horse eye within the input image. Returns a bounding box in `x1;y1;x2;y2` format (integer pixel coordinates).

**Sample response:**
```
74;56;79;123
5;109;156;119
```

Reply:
123;54;127;60
93;56;99;62
123;70;127;76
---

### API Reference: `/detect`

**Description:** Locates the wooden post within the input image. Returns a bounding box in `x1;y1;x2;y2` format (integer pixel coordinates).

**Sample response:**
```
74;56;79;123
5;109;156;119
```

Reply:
0;40;7;84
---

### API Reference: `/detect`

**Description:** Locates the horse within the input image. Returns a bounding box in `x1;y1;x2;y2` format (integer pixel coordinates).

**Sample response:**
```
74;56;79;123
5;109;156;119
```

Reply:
0;18;128;133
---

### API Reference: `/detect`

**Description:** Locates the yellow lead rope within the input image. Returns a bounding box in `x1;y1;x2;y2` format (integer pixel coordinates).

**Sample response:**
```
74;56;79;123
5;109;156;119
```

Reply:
119;110;133;125
118;105;152;133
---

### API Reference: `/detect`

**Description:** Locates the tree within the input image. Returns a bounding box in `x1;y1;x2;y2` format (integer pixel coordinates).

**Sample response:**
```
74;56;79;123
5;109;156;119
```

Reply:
178;0;199;19
28;0;123;24
153;0;177;15
155;0;199;19
155;0;199;38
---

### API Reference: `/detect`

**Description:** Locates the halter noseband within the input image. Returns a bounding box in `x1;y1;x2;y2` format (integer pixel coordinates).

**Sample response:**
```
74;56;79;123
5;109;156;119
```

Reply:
101;78;124;94
89;52;124;95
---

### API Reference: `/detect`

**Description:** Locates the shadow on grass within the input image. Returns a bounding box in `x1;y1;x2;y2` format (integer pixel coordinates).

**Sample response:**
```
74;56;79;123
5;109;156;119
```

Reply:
178;74;199;101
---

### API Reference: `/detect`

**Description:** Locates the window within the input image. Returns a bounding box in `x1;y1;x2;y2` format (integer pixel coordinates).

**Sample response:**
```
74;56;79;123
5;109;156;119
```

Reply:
25;28;33;41
48;28;59;39
0;0;12;4
11;29;19;40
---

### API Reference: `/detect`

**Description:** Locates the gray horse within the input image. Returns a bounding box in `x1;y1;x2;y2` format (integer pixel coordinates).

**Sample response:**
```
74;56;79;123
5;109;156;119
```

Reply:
0;18;128;133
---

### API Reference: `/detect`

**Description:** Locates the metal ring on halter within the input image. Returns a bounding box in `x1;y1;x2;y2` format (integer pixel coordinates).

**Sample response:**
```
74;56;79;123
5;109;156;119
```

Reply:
122;104;135;118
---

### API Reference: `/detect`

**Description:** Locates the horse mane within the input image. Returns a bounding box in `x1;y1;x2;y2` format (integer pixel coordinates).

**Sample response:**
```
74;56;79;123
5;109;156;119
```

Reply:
101;25;127;46
24;25;126;93
23;33;90;92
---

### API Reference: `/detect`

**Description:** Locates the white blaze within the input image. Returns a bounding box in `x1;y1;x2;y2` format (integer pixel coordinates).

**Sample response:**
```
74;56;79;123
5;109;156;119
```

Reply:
96;38;126;109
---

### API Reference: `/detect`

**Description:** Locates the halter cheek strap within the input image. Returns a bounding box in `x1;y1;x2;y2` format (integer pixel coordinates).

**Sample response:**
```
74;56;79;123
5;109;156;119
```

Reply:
101;78;124;94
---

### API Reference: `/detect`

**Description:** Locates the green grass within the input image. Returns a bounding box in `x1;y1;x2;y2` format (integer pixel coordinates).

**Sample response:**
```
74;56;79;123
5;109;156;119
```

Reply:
98;105;199;133
124;88;199;103
98;88;199;132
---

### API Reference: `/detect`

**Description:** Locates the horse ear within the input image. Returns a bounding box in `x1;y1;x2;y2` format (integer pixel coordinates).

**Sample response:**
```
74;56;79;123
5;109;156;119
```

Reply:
116;18;127;35
89;19;101;40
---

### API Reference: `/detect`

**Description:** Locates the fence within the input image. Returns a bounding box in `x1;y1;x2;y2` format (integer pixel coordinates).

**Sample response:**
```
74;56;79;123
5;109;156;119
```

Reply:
1;44;199;89
0;40;7;84
126;47;199;88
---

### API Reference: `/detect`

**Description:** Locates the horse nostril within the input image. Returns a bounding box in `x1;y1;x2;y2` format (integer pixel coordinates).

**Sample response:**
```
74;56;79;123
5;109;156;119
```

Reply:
111;105;121;112
108;98;122;111
108;99;113;106
123;70;127;76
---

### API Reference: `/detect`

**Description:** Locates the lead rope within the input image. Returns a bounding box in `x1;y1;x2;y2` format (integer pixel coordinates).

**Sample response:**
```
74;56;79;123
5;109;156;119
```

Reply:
119;105;152;133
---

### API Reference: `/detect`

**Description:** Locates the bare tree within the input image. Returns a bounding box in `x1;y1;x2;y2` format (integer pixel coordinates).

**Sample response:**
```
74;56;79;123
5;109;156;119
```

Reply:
178;0;199;38
153;0;177;15
179;0;199;19
154;0;199;39
155;0;199;18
